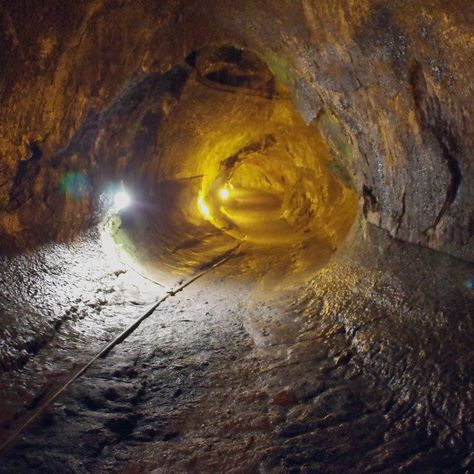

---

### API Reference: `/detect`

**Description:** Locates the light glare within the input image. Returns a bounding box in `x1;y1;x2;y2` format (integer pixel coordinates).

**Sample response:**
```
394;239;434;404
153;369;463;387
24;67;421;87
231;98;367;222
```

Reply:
114;190;131;211
198;195;211;219
219;187;230;200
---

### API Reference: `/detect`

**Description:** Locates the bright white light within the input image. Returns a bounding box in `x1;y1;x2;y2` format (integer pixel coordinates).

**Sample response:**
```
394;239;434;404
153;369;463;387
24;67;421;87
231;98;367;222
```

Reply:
218;187;230;201
114;190;131;211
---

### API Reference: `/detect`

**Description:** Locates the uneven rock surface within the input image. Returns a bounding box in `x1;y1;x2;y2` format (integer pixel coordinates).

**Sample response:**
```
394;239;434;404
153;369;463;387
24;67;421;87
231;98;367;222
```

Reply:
0;225;473;472
1;1;473;472
1;0;473;259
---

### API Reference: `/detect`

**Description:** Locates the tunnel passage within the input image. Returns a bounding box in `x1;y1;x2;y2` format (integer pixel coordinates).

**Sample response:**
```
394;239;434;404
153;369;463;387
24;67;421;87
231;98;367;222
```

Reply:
94;46;358;282
0;3;474;471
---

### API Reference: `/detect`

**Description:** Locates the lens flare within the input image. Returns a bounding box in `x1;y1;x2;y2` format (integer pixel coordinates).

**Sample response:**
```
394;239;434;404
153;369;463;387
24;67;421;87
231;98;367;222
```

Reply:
60;172;92;200
114;190;131;211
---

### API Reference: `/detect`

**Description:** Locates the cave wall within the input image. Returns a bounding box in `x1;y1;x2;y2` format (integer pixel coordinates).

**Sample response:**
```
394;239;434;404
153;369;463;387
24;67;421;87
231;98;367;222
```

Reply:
0;0;473;260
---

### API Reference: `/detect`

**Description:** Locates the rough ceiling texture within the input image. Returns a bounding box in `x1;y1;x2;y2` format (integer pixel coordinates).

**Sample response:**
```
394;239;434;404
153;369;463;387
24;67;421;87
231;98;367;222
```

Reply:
1;1;474;471
0;0;473;260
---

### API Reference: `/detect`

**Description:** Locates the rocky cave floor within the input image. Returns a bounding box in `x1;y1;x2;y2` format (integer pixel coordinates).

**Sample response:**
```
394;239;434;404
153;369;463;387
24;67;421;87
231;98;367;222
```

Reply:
0;226;473;473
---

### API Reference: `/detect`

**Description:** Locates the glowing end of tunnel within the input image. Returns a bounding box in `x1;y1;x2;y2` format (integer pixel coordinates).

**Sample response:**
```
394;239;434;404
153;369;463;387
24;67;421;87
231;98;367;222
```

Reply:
96;47;359;282
218;186;231;201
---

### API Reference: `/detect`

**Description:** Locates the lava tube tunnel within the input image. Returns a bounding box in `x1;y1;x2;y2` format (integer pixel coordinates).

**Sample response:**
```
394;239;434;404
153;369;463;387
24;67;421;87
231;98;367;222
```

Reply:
0;2;473;473
96;47;357;284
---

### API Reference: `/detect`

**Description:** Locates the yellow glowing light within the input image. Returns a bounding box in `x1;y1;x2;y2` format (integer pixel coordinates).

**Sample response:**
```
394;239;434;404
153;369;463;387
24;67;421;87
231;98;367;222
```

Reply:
218;187;230;200
198;195;211;219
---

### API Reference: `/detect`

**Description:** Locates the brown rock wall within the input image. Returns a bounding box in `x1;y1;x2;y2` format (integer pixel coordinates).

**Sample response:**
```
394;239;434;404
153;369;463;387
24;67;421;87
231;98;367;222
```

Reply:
0;0;473;260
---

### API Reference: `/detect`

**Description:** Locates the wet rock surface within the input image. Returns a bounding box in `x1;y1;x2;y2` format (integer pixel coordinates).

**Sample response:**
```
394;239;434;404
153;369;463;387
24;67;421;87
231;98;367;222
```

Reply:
0;1;473;471
0;228;162;438
0;225;473;472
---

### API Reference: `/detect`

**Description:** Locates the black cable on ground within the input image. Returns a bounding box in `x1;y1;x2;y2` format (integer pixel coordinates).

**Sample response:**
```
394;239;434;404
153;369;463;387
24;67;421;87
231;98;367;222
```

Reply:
0;247;240;455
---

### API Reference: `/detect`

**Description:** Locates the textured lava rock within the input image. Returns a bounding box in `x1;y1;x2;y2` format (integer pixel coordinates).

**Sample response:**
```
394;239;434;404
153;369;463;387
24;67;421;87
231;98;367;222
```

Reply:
0;0;473;260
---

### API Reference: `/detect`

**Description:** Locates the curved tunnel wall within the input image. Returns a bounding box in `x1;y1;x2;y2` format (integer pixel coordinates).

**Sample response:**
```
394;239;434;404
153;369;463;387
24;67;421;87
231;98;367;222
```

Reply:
0;0;473;262
0;2;473;468
92;48;357;278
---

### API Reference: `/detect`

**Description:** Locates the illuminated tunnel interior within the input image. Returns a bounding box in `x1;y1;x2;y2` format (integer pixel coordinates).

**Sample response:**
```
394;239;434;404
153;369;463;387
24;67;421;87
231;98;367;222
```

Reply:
99;46;357;284
0;1;473;473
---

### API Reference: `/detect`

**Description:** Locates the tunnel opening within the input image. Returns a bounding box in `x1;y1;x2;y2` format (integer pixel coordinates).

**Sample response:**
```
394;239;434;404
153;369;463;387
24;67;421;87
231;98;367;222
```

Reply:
99;45;358;284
